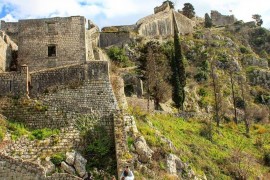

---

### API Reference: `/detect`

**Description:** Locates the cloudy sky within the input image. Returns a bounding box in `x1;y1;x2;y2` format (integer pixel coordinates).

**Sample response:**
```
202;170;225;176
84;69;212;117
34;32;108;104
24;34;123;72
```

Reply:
0;0;269;29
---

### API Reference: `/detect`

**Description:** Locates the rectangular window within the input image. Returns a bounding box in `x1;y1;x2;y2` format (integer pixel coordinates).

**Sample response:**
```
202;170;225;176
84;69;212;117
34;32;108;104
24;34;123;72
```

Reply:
48;45;56;57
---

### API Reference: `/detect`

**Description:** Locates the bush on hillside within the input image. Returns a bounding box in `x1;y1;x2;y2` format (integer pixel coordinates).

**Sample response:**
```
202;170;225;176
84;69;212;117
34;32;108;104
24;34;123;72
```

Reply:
51;152;66;166
107;46;132;67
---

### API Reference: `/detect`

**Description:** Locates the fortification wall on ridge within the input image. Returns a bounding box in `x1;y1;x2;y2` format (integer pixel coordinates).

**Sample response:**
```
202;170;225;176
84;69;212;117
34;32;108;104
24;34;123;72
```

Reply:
18;16;86;72
211;10;237;26
100;32;132;47
137;10;194;37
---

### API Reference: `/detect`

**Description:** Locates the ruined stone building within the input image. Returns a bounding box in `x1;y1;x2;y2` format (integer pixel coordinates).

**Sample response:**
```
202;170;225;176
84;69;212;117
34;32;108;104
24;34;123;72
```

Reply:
1;16;98;72
211;10;237;26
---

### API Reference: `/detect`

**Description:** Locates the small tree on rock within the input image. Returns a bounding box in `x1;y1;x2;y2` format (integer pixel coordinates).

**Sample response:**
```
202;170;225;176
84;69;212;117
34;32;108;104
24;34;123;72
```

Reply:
205;13;212;28
252;14;263;26
182;3;195;19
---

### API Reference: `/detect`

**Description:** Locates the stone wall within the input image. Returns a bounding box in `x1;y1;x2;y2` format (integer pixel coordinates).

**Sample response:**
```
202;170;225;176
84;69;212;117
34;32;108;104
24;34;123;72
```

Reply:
211;10;237;26
0;153;81;180
1;127;81;162
30;64;85;96
17;16;86;72
0;21;19;43
101;25;137;33
1;61;118;132
136;10;194;37
0;65;28;96
100;32;133;48
173;11;195;35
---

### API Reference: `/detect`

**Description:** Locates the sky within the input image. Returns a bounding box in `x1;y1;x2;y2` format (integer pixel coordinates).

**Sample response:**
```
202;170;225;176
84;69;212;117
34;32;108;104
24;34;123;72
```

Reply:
0;0;269;29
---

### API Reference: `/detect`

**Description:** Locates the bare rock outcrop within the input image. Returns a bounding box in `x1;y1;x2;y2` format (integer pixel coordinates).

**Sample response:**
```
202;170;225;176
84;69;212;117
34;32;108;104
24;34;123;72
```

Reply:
0;31;18;72
134;136;153;163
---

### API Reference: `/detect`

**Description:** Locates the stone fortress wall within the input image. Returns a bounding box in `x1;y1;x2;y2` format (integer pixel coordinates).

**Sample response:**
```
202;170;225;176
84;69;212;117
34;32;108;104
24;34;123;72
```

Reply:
0;65;28;96
17;16;87;72
211;10;237;26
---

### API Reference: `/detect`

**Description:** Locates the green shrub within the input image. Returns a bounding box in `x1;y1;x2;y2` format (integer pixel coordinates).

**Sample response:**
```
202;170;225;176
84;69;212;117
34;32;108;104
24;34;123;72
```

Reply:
107;46;132;67
240;46;249;54
85;126;116;175
127;136;134;150
198;88;208;97
235;97;245;109
264;152;270;166
30;128;60;140
0;118;6;142
199;124;212;141
8;122;29;140
51;152;66;166
194;71;208;82
0;128;4;142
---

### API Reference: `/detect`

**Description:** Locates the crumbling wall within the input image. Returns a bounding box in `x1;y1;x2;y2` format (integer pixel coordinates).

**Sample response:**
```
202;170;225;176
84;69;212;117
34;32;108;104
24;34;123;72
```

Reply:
0;65;28;96
0;153;81;180
211;10;237;26
99;32;132;47
18;16;86;72
0;21;19;43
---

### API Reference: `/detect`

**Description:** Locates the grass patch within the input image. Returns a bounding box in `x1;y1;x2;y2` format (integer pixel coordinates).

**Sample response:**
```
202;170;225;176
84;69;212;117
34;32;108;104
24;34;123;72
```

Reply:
133;111;270;179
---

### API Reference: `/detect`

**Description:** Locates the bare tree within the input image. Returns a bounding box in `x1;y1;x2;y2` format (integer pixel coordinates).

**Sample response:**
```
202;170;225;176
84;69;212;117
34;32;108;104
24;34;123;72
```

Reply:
229;71;238;124
210;61;221;127
238;76;250;135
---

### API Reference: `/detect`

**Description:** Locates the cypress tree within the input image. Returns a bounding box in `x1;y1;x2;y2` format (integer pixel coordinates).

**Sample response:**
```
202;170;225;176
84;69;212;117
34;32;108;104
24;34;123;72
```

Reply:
205;13;212;28
172;13;186;111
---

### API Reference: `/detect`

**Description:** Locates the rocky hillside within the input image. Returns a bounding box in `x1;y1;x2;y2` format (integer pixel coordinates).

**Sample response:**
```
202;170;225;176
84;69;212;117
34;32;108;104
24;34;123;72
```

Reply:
108;16;270;179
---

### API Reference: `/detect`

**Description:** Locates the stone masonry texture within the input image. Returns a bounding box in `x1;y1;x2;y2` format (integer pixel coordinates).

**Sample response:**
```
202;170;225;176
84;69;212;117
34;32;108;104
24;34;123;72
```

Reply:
17;16;86;72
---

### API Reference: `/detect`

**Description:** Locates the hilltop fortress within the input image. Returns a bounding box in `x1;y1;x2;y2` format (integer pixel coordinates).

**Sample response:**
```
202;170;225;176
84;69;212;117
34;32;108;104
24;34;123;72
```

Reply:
0;2;241;179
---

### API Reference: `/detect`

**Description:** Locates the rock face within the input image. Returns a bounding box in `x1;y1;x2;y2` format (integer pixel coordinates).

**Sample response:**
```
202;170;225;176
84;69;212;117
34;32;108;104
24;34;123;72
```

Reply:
65;151;87;177
0;31;18;72
42;157;56;175
66;151;76;166
134;136;153;163
249;69;270;89
166;153;197;179
61;161;76;175
211;10;237;26
136;10;195;37
242;55;268;68
74;153;87;177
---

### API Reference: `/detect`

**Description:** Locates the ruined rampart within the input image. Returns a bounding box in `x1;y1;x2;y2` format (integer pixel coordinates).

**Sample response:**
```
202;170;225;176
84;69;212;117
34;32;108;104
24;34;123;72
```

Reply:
0;153;81;180
211;10;237;26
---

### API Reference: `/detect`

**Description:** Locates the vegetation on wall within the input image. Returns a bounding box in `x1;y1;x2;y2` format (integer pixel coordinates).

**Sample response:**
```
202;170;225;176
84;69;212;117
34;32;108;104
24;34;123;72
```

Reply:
107;46;133;67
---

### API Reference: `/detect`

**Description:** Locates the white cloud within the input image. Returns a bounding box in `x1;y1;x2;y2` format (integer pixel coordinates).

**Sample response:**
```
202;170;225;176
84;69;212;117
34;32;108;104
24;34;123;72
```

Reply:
1;14;17;22
0;0;269;28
